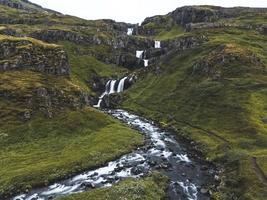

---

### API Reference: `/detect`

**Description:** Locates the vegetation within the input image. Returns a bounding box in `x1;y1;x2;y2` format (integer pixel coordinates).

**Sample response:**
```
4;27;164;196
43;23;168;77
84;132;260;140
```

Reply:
123;27;267;199
154;25;185;40
0;34;59;48
0;107;143;197
1;2;267;200
60;41;128;93
58;172;168;200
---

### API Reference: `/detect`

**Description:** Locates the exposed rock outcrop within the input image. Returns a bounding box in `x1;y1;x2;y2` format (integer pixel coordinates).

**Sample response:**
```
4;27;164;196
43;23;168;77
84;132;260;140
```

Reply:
0;0;59;13
170;6;220;26
191;44;265;79
0;37;70;76
259;25;267;35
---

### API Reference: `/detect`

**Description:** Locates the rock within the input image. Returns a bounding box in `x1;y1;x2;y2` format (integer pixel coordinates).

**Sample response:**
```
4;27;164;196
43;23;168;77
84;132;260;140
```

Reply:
148;160;157;167
171;7;218;26
24;110;31;120
131;166;146;175
201;165;209;171
102;93;125;109
81;182;95;189
214;175;220;181
200;187;209;194
0;39;70;76
0;0;60;13
114;166;124;172
259;25;267;35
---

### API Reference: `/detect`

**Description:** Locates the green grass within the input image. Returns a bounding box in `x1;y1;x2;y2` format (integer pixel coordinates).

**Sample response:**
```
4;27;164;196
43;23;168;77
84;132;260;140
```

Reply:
0;34;59;48
0;107;143;198
1;3;267;199
58;172;168;200
122;28;267;199
154;25;185;40
60;41;128;93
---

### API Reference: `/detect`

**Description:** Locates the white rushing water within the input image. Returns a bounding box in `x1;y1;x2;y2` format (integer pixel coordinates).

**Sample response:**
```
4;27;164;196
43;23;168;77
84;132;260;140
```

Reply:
127;28;134;36
155;41;161;48
117;77;127;93
94;77;129;108
143;59;149;67
93;80;111;108
13;109;203;200
109;80;117;94
136;50;144;59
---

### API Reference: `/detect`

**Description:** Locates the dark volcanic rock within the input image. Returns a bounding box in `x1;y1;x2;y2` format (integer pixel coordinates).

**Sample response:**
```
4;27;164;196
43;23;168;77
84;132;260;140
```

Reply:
170;6;220;26
0;0;59;13
102;93;125;109
0;39;70;76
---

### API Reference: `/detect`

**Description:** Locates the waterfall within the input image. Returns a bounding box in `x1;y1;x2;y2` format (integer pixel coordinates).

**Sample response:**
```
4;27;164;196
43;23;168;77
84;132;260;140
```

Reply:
93;93;105;108
93;80;111;108
109;80;117;94
136;50;144;59
94;77;129;108
155;41;161;48
127;28;133;36
117;77;128;93
105;80;111;93
143;59;149;67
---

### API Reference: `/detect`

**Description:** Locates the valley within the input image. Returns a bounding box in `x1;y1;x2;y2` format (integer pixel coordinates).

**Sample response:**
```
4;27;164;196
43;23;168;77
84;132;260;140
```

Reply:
0;1;266;200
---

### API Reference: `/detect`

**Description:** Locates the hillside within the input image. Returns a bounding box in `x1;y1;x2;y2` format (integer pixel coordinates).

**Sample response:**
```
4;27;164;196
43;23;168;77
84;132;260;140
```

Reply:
0;3;144;199
0;1;267;200
122;6;267;200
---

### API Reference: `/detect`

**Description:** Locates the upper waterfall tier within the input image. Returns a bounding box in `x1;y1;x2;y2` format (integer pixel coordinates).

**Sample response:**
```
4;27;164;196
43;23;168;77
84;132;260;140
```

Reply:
155;41;161;48
136;50;144;59
127;28;134;36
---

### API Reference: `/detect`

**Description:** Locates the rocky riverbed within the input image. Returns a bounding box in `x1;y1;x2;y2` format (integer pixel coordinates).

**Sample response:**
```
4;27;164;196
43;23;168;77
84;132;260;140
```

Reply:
13;109;217;200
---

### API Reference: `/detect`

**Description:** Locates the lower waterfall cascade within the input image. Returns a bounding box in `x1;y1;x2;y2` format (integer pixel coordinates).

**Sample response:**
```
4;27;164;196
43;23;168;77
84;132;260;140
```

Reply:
94;77;129;108
95;33;162;108
117;77;128;93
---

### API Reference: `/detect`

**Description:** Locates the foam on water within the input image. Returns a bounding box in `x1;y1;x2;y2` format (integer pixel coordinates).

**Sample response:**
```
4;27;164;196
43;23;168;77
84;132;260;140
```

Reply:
136;50;144;59
144;59;149;67
155;41;161;48
127;28;133;36
13;109;200;200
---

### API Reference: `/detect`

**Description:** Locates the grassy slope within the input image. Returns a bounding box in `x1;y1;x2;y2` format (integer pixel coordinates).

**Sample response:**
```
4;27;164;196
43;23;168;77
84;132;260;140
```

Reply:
58;172;168;200
0;37;141;198
0;106;143;197
60;42;128;93
123;26;267;199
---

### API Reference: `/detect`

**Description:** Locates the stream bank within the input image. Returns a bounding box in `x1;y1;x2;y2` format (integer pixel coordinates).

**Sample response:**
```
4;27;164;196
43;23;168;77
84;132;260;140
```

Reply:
13;109;217;200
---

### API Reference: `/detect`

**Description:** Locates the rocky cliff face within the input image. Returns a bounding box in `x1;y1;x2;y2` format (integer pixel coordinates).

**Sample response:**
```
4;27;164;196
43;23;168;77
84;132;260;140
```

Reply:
0;37;70;76
191;44;264;80
170;6;220;26
141;6;267;35
0;35;92;120
0;0;59;13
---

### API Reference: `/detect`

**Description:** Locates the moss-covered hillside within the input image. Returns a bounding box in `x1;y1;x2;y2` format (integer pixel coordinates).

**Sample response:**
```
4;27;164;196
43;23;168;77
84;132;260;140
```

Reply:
0;3;144;199
122;6;267;200
0;2;267;200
